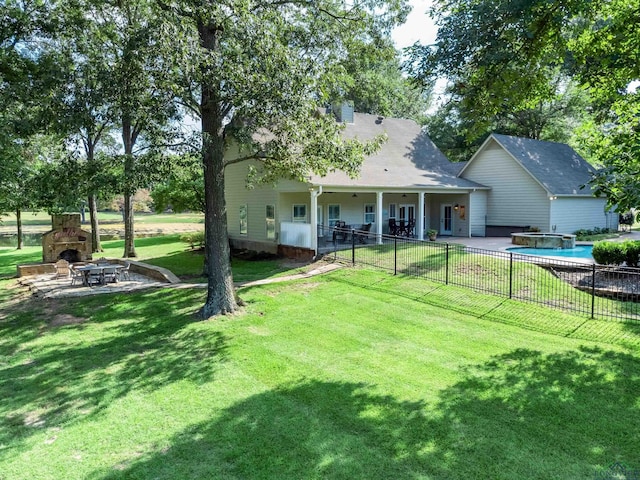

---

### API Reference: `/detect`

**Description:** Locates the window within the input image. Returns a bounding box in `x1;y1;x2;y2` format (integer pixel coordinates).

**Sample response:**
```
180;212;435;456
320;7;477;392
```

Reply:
239;205;248;235
293;204;307;223
328;204;341;226
266;205;275;239
364;203;375;224
388;203;397;219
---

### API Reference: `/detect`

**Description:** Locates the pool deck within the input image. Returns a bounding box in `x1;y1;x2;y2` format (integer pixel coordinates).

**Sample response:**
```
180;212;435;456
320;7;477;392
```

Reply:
444;230;640;265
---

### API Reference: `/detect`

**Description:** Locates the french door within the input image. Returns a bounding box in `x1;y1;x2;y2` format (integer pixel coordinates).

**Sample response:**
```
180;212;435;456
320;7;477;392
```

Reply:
440;204;453;235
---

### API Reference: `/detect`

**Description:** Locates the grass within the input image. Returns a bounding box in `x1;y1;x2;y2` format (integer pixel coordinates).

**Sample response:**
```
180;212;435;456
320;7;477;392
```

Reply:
0;211;204;226
1;240;640;478
0;235;294;283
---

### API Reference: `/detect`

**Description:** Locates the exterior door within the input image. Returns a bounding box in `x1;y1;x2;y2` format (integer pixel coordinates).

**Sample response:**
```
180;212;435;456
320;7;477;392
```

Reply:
440;204;453;235
399;204;415;223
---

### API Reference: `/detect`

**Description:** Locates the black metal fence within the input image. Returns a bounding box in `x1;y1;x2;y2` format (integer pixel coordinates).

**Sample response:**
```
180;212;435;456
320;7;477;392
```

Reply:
319;226;640;323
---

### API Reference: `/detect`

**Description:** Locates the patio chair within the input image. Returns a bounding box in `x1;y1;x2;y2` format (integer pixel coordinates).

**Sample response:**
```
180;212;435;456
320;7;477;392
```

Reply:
69;265;85;286
87;267;103;287
404;219;416;237
355;223;372;244
120;261;131;281
388;219;399;236
102;266;119;284
55;259;70;279
332;221;349;243
96;257;110;265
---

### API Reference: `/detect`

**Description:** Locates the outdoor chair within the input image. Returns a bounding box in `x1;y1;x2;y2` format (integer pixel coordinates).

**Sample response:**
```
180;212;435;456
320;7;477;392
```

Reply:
355;223;372;244
69;265;84;286
96;257;110;265
55;259;70;279
120;261;131;281
388;218;399;236
102;266;119;284
404;219;416;237
87;267;103;287
332;221;349;243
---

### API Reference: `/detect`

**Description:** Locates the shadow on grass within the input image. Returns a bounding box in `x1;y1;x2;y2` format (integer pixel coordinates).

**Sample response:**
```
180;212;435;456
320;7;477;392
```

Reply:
90;346;639;479
0;288;226;457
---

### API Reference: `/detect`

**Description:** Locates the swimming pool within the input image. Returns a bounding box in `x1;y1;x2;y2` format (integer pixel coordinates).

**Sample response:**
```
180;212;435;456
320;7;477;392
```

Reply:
507;245;593;259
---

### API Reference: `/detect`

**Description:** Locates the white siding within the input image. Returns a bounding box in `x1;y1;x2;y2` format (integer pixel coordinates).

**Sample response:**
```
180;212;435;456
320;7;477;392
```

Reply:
225;160;288;251
550;197;611;233
469;190;487;236
462;141;550;229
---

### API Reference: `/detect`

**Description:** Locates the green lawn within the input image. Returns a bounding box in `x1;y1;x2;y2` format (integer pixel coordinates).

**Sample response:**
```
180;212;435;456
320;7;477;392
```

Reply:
1;241;639;479
0;211;204;226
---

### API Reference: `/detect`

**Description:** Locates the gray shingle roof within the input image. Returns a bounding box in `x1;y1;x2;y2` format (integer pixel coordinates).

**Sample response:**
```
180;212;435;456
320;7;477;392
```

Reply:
489;134;596;195
309;113;486;190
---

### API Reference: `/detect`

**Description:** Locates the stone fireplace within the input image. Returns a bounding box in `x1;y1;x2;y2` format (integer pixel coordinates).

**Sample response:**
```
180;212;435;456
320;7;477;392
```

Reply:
42;214;93;263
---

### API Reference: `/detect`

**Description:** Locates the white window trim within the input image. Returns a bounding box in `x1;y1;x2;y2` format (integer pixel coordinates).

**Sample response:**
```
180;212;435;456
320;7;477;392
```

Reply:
364;203;375;224
328;204;341;227
292;204;308;223
239;204;248;235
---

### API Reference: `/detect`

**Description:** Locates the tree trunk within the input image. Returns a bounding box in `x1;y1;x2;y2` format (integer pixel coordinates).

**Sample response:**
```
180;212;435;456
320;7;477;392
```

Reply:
123;192;136;257
16;209;23;250
122;111;137;257
198;21;238;319
88;193;102;252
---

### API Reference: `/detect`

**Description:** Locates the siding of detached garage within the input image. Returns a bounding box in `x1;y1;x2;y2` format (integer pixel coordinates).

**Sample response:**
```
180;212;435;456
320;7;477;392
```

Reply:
461;141;550;230
550;197;613;233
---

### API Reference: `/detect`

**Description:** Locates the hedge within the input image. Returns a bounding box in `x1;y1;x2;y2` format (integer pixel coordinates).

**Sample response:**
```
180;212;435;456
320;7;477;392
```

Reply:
592;240;640;266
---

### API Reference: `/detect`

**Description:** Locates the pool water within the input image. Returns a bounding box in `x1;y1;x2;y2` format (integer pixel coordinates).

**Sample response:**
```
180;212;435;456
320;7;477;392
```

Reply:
507;245;593;259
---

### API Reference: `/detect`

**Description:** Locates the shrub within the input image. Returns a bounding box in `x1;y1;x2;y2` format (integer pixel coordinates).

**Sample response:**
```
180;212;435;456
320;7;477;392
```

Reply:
592;241;626;265
592;240;640;266
180;231;205;249
623;240;640;267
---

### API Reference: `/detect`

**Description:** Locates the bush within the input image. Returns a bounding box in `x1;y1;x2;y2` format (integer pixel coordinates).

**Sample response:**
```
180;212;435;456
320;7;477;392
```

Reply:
180;231;205;249
592;240;640;266
592;241;626;265
623;240;640;267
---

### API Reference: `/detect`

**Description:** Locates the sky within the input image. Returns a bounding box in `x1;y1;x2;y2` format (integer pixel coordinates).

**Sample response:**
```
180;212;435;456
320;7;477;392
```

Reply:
391;0;438;49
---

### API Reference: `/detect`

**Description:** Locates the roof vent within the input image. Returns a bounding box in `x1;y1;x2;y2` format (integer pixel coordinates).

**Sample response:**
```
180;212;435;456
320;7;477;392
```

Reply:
376;116;384;124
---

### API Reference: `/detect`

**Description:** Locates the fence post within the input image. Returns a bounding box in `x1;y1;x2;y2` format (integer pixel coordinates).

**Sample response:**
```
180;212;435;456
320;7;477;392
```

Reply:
445;243;450;285
351;229;355;265
509;252;513;299
591;263;596;319
394;236;398;275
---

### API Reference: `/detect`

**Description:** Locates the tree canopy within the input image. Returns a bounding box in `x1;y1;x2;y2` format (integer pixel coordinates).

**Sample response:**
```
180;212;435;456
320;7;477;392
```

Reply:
407;0;639;212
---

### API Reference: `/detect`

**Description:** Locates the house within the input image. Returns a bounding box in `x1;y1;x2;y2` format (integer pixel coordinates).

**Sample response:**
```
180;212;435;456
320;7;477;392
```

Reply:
459;134;618;236
224;106;617;259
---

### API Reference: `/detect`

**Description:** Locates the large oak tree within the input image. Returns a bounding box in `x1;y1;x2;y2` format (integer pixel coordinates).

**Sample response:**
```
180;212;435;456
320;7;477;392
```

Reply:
156;0;408;318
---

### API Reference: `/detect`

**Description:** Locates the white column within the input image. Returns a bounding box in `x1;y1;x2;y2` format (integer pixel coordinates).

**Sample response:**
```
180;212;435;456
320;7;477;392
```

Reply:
309;188;318;253
467;192;472;237
376;191;383;244
418;192;425;240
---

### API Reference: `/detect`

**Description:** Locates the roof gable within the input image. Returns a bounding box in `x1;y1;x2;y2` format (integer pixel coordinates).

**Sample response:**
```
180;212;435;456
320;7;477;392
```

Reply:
460;134;596;196
309;113;485;190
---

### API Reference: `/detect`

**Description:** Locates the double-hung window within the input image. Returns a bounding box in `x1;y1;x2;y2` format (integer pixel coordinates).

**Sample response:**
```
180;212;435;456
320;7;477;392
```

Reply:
293;204;307;223
364;204;375;224
239;205;248;235
266;205;275;239
328;204;341;226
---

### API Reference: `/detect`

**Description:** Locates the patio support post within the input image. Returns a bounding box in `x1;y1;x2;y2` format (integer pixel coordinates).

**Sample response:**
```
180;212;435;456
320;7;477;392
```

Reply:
376;191;383;244
309;186;322;254
418;192;425;240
